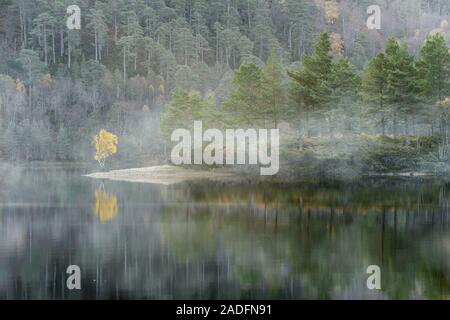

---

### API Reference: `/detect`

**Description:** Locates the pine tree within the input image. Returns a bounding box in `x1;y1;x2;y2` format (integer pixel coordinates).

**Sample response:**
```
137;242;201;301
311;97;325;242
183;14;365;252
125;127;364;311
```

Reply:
384;38;419;137
31;12;56;66
157;47;177;93
117;35;134;81
142;5;158;37
252;3;273;61
174;27;196;65
160;90;203;140
87;3;108;61
261;52;287;128
330;58;360;133
363;53;389;135
174;65;195;91
285;0;315;59
143;36;157;78
288;32;334;112
119;11;143;75
223;63;263;126
331;58;359;100
417;33;450;100
17;49;45;109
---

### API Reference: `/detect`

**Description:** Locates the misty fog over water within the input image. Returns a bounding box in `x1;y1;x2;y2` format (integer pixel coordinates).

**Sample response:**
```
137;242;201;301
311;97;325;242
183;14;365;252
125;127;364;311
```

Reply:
0;165;448;299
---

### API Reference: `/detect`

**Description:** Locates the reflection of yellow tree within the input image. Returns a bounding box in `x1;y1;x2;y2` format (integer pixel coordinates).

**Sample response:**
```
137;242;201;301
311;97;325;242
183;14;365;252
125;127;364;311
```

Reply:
93;189;118;222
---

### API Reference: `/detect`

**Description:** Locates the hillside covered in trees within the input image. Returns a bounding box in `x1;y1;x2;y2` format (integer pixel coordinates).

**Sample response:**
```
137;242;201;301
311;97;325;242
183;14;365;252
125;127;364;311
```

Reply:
1;0;450;177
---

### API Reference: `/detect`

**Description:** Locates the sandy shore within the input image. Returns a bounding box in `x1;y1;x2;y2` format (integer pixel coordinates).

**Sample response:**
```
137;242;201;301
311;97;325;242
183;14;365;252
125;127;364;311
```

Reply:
84;165;236;185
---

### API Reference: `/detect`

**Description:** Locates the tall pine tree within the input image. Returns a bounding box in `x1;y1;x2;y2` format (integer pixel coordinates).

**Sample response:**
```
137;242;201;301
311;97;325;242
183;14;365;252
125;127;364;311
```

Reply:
384;38;419;137
363;53;389;135
417;33;450;100
288;32;333;112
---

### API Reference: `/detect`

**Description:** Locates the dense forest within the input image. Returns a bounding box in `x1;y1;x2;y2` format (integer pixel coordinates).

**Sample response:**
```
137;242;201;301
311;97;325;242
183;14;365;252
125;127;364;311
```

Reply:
1;0;450;176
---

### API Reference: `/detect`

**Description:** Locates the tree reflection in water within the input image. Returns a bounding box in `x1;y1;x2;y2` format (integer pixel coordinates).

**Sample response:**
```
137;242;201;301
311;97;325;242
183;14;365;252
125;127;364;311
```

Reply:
0;166;448;299
93;186;118;223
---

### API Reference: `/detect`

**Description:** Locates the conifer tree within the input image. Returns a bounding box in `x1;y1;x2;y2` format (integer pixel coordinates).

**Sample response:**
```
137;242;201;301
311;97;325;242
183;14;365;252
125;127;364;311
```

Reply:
261;52;287;128
363;53;389;135
160;90;204;140
288;32;334;112
330;58;360;133
384;38;419;136
417;33;450;100
223;63;263;126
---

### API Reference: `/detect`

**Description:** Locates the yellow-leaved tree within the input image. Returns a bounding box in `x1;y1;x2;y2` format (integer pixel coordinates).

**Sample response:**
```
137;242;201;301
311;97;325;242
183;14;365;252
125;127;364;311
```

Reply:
92;129;118;168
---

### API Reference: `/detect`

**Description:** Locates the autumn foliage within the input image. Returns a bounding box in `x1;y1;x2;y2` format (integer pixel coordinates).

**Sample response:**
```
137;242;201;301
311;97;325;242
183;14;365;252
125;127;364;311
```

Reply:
92;129;118;168
93;189;118;223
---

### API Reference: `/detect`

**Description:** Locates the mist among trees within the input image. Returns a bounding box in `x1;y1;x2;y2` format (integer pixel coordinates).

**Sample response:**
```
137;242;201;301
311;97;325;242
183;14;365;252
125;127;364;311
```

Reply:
0;0;450;176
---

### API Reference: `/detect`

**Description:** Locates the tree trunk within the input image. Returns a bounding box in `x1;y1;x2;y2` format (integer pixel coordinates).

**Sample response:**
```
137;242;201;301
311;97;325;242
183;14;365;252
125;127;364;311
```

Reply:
123;48;127;82
381;113;386;136
52;27;56;64
44;27;48;66
28;64;32;109
114;16;118;44
60;28;64;57
95;31;98;61
288;25;292;55
393;113;398;138
68;33;71;68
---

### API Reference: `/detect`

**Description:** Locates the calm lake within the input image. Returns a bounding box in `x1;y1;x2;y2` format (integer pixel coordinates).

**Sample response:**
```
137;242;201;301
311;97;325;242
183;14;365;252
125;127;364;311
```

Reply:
0;165;449;299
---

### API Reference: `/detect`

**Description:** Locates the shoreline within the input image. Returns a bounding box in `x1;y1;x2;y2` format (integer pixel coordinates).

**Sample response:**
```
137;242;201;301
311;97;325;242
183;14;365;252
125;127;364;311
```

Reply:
83;165;238;185
83;164;439;186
